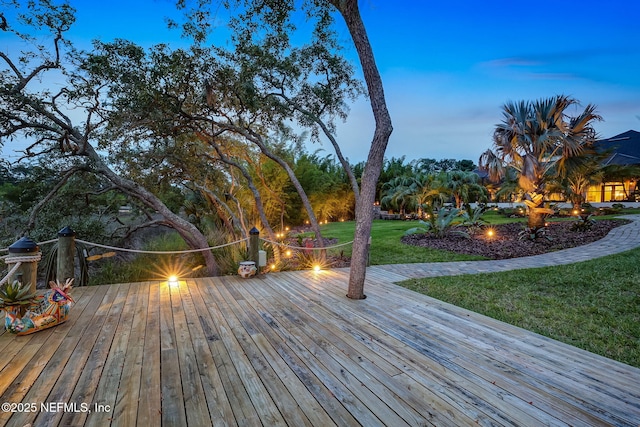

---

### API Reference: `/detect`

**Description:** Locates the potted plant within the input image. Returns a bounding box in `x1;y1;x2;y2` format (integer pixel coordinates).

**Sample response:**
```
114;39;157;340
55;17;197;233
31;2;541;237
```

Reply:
0;280;36;315
1;280;37;333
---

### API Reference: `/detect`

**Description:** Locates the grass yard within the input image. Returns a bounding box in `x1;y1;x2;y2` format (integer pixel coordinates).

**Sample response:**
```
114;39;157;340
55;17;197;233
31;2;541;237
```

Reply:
319;209;639;265
320;219;487;264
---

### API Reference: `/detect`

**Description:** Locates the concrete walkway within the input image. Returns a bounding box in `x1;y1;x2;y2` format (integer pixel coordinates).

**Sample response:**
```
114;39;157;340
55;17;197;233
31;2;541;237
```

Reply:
370;214;640;279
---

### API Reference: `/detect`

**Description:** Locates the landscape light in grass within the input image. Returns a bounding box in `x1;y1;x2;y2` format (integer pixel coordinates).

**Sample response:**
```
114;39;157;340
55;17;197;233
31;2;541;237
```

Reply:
285;249;292;258
486;228;495;238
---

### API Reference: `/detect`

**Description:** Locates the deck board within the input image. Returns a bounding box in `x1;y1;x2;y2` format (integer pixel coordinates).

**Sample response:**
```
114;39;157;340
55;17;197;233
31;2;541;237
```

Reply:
1;268;639;426
136;281;162;426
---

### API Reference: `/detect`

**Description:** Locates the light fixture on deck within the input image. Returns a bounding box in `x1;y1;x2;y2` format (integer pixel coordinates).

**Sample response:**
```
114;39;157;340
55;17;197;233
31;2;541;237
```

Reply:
168;275;179;287
313;265;321;272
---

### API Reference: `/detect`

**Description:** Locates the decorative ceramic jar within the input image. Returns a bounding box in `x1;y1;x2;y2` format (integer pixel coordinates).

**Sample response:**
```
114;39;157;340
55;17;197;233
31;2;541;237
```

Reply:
238;261;257;278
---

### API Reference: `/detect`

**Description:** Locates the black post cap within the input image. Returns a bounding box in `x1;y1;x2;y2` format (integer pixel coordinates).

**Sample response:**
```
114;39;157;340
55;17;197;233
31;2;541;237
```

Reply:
58;226;76;237
249;227;260;235
8;236;39;253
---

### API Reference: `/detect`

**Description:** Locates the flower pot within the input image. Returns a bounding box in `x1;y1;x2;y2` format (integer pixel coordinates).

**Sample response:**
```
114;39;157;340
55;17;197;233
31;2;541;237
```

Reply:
3;287;74;336
238;261;257;278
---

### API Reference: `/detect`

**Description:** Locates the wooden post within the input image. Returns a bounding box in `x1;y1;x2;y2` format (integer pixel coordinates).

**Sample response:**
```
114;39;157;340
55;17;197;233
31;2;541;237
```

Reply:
7;237;40;294
57;226;76;284
249;227;260;275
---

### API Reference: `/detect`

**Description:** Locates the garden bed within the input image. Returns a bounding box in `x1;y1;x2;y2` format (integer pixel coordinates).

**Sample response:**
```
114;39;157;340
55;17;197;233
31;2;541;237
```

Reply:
401;219;629;260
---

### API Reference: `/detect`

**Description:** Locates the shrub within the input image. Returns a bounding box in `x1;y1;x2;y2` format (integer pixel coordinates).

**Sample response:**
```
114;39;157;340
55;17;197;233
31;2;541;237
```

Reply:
497;207;526;218
405;207;469;239
462;206;487;235
597;207;621;216
518;226;552;241
570;214;596;232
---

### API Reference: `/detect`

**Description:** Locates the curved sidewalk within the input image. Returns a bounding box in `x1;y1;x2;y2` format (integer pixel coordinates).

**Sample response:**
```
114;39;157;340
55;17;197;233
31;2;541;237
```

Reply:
370;214;640;279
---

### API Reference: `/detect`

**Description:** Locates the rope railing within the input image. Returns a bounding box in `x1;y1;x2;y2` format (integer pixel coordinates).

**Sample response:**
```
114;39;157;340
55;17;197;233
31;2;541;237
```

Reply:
75;237;249;255
1;238;58;253
0;261;23;286
36;239;59;246
1;253;42;286
1;228;352;286
260;238;354;251
3;235;353;257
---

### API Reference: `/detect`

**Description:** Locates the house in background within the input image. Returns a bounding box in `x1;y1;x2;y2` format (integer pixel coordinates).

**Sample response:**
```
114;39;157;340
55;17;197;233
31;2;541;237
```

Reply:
585;130;640;203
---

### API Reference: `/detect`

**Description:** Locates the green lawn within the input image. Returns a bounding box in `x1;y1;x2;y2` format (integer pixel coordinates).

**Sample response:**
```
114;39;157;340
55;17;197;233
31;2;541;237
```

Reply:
318;213;640;368
320;219;486;264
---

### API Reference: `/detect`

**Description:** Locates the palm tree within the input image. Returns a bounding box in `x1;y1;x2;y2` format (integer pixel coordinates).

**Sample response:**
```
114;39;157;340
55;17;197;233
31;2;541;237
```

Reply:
479;95;601;229
380;176;418;214
414;173;448;217
563;158;605;209
441;170;488;208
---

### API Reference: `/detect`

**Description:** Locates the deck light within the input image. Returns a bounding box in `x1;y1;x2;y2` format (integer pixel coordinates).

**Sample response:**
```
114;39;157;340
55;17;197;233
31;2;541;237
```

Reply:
168;275;179;287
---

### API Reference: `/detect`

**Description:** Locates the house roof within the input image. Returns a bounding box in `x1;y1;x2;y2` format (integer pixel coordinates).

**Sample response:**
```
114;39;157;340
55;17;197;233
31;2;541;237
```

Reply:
595;130;640;166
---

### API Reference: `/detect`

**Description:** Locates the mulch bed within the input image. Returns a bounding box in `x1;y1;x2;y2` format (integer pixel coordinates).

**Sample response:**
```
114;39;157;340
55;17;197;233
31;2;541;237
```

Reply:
400;219;629;260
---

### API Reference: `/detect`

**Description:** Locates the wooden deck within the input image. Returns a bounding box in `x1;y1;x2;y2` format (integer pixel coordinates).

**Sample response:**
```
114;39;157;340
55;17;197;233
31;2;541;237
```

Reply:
1;267;639;426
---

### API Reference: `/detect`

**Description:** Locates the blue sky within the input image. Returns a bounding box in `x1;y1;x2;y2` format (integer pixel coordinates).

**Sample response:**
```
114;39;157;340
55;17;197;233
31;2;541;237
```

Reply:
4;0;640;165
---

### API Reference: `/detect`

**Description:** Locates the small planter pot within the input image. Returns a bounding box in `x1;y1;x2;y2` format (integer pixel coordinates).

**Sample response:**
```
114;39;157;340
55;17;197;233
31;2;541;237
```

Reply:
238;261;257;278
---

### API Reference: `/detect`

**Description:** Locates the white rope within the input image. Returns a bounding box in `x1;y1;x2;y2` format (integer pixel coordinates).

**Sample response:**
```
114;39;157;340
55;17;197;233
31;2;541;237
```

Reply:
37;239;58;246
260;238;354;250
0;261;22;286
0;238;57;255
75;238;249;254
1;253;42;286
4;253;42;264
0;238;56;253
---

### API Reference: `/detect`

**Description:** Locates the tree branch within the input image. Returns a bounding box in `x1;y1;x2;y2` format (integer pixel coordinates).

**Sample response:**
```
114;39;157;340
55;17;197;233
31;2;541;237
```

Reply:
26;166;88;231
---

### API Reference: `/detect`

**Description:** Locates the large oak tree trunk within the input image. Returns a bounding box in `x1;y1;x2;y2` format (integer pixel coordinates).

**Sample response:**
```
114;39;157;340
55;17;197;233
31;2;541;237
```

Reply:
331;0;393;299
83;143;220;276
